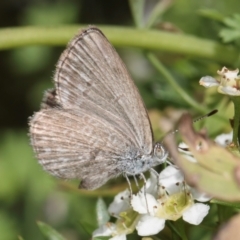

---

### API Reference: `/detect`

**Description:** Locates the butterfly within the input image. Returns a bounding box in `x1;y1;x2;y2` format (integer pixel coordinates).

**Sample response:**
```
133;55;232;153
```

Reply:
29;27;168;190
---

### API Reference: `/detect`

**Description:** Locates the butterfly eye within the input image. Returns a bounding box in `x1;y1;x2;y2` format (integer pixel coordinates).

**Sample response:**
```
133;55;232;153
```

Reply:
154;142;168;161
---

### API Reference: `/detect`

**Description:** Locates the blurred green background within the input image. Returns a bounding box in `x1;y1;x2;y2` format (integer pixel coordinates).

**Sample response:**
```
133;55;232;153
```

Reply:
0;0;239;239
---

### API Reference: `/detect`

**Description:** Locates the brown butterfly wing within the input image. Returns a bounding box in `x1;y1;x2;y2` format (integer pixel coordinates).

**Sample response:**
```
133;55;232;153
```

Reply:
29;27;153;189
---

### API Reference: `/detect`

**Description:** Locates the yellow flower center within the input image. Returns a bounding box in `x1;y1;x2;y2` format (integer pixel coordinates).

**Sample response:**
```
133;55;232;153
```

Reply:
156;191;194;221
114;210;140;236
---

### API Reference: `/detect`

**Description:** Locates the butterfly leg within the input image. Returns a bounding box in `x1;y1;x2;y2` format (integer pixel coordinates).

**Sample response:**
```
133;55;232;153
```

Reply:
139;173;151;214
124;173;133;198
133;175;141;191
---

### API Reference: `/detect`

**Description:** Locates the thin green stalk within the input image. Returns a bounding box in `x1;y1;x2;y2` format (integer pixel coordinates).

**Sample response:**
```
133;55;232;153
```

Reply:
167;221;189;240
59;181;137;198
231;96;240;148
128;0;145;28
217;204;224;224
211;198;240;208
0;25;239;65
146;52;207;113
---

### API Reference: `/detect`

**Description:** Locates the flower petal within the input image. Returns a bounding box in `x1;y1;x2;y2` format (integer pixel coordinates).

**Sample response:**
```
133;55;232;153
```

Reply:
218;86;240;96
110;234;126;240
108;189;131;217
92;223;115;237
178;142;197;163
190;188;212;202
159;166;184;194
136;214;165;236
217;67;239;78
215;131;233;147
178;142;191;155
131;192;158;216
199;76;219;87
183;203;210;225
144;172;159;196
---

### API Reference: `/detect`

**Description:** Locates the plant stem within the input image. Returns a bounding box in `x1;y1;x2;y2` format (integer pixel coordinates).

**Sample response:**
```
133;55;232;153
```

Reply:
0;25;238;65
167;221;189;240
231;96;240;148
147;52;207;113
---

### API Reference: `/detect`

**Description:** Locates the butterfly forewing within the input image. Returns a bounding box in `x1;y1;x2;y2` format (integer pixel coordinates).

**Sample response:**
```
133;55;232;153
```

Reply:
30;27;154;189
54;28;153;152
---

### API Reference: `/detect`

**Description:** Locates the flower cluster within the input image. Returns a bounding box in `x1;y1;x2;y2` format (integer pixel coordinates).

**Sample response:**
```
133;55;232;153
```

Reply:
199;66;240;96
93;166;211;239
92;81;236;239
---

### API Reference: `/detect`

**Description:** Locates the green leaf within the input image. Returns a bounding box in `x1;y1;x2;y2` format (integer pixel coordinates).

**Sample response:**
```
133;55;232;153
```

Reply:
37;221;66;240
0;211;18;240
223;14;240;29
172;219;188;240
128;0;144;28
93;237;111;240
10;46;52;74
145;0;173;28
96;198;110;226
166;114;240;201
219;14;240;42
21;2;78;25
217;205;236;224
219;28;240;43
198;9;225;22
211;199;240;208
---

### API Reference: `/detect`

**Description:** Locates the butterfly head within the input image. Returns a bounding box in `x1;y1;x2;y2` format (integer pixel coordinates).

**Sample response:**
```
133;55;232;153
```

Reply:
153;142;168;164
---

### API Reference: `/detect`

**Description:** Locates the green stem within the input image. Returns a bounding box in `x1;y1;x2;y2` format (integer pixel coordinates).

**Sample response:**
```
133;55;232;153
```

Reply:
167;220;189;240
231;96;240;148
0;25;239;64
216;204;236;225
59;181;138;198
146;52;207;113
128;0;144;28
211;198;240;208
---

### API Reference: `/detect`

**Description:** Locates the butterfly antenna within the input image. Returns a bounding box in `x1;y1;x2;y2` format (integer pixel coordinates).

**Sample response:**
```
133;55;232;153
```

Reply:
162;109;218;141
193;109;218;123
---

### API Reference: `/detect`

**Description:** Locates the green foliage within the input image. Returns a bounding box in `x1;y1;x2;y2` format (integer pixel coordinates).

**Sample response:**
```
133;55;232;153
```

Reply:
93;237;110;240
37;221;66;240
1;0;240;239
96;198;110;227
220;14;240;43
21;1;79;26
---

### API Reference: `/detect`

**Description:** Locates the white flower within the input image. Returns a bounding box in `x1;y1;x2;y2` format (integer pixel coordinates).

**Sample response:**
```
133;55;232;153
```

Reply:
178;142;197;162
131;192;158;216
93;189;139;240
108;189;131;217
189;188;212;202
131;166;211;236
182;203;210;225
136;215;165;236
199;67;240;96
159;165;184;195
92;223;126;240
215;131;233;147
199;76;219;87
93;165;212;238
